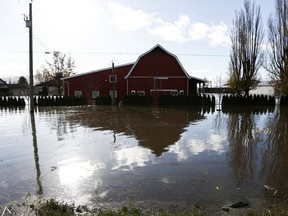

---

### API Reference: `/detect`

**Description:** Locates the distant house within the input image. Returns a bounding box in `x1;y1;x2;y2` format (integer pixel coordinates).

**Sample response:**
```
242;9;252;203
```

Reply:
250;81;274;96
1;78;59;97
62;44;206;104
8;84;28;96
211;81;275;96
1;78;30;96
203;87;235;94
0;79;9;96
35;80;58;96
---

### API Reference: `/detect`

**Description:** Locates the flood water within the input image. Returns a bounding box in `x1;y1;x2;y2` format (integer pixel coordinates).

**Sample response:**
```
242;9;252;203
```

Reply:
0;105;288;209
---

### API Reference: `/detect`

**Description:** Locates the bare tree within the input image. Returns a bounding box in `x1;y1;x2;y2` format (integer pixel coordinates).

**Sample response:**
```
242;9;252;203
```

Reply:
37;51;75;95
266;0;288;96
228;0;264;95
35;67;51;84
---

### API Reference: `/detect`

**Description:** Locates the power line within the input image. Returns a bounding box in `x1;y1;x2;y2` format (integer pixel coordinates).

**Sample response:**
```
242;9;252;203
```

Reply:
33;34;52;52
68;51;230;57
4;50;229;57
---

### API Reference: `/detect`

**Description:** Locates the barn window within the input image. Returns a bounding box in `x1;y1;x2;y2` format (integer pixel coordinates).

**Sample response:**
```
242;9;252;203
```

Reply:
137;91;145;96
179;90;184;95
109;90;117;98
92;91;100;98
109;75;117;83
171;90;178;96
75;91;82;97
131;90;136;95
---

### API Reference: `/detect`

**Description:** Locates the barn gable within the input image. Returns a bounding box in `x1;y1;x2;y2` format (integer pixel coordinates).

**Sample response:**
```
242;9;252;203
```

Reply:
124;44;206;97
125;44;190;79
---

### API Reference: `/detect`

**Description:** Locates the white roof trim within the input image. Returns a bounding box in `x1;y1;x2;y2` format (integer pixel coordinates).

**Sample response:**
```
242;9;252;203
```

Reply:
125;44;192;80
62;62;134;80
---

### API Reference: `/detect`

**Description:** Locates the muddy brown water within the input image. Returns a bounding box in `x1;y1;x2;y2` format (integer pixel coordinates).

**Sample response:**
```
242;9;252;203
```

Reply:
0;105;287;210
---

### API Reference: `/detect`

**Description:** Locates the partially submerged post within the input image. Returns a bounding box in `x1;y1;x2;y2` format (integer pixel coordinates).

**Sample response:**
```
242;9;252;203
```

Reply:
111;62;116;106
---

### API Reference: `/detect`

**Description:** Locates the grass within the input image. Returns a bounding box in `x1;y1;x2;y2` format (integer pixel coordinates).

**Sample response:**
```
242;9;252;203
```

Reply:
32;199;75;216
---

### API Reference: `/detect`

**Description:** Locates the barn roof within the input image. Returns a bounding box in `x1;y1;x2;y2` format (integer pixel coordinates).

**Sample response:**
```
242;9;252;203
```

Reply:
62;63;134;80
35;80;58;87
0;78;8;89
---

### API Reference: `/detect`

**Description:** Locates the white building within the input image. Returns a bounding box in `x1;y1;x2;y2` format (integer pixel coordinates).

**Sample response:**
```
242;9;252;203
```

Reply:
250;81;274;96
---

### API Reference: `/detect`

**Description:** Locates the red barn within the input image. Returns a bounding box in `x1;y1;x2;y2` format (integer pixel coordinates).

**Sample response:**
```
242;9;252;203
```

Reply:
62;44;206;104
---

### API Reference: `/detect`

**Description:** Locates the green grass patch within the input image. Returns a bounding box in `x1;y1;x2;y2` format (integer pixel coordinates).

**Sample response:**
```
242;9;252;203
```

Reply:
32;199;75;216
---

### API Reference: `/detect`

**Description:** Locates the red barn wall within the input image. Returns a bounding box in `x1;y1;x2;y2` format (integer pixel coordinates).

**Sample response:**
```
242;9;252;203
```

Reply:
126;46;189;96
63;64;132;104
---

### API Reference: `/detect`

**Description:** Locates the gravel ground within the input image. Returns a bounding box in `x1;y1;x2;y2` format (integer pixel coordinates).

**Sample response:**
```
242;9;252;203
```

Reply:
1;196;288;216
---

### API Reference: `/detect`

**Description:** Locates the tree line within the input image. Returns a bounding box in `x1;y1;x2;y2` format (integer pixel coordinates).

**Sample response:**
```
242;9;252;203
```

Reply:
228;0;288;97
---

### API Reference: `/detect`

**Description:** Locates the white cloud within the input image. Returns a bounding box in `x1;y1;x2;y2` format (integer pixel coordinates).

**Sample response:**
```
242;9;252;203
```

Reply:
149;15;190;43
108;1;154;31
189;23;210;40
107;2;230;46
207;22;230;47
0;51;27;78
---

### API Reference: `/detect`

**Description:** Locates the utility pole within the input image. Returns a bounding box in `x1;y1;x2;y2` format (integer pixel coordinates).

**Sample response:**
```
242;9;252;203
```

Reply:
111;62;116;106
24;3;34;112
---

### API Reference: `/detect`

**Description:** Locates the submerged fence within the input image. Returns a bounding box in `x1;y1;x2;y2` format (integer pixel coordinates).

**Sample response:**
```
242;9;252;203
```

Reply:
0;97;25;107
222;94;276;107
2;94;288;108
0;96;87;107
96;95;216;107
280;95;288;106
35;96;87;106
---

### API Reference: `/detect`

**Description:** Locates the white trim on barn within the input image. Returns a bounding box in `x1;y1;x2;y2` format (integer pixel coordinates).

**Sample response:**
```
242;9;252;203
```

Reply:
128;75;187;79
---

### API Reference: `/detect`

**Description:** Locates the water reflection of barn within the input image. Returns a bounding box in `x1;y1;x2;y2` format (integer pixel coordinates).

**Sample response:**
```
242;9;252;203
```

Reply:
62;44;206;104
67;107;205;156
123;108;205;156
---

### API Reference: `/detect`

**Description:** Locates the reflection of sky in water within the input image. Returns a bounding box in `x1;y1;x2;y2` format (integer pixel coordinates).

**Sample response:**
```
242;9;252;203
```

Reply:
112;146;152;170
170;114;228;161
58;159;102;185
1;107;287;208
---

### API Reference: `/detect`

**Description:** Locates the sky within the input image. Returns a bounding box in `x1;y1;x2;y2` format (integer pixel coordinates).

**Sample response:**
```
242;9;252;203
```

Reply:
0;0;275;85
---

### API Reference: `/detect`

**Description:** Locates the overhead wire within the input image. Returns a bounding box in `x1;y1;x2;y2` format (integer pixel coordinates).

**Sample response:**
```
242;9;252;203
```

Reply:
5;50;229;57
33;34;52;53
